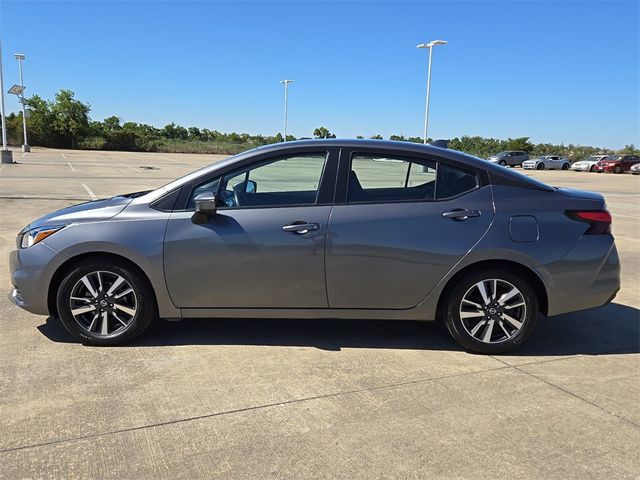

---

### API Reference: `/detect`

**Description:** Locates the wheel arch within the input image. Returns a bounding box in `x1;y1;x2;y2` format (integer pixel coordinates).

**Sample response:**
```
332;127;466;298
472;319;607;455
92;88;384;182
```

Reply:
47;252;158;318
436;259;549;319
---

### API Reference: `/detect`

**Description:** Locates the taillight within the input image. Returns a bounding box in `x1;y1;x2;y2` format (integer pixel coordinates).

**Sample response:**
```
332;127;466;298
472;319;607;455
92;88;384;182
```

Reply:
565;210;612;235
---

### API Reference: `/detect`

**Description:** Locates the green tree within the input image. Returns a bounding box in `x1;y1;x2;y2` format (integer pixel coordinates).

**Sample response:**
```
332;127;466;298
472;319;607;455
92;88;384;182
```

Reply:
188;127;202;140
50;90;91;148
370;134;383;140
313;127;335;139
503;136;534;153
23;94;55;146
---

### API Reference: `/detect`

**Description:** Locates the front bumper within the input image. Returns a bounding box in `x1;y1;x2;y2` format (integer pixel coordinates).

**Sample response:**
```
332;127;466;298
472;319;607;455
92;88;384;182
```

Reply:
9;243;64;315
571;164;592;171
593;165;614;172
522;163;536;170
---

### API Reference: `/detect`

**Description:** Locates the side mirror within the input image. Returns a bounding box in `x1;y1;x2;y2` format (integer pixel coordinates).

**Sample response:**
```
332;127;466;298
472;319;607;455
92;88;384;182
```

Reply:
192;192;217;224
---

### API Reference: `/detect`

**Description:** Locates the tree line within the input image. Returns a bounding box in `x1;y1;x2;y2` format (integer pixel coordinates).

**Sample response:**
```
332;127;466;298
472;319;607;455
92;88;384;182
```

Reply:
2;89;637;159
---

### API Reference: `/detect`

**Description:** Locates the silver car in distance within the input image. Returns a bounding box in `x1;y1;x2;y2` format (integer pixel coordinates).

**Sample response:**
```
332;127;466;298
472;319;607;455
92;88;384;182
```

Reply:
9;140;620;354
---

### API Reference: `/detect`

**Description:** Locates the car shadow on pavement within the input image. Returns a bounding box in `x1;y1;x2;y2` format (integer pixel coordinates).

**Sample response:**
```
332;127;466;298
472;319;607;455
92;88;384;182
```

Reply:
38;302;639;356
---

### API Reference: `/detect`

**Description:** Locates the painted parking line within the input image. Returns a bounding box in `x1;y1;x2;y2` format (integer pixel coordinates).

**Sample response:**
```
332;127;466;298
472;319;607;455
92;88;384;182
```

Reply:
67;162;76;172
0;165;5;172
60;153;67;159
81;183;97;200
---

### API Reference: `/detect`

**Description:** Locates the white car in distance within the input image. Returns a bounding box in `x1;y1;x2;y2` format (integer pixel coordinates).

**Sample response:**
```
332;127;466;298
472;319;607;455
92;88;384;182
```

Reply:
571;155;609;172
523;155;570;171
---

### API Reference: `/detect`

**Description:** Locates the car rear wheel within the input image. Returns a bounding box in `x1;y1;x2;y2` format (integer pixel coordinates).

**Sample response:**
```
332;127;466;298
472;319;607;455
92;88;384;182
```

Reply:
614;166;622;174
56;259;156;346
443;269;539;354
536;163;545;170
562;163;569;170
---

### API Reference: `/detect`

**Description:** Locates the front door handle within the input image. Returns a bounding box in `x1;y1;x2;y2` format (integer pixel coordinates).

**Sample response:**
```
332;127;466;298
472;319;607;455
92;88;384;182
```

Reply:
282;221;320;234
442;209;481;220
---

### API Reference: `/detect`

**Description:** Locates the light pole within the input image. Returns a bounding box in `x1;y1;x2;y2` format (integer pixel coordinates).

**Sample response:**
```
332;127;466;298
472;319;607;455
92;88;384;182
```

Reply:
14;53;29;152
280;79;293;141
417;40;447;144
0;39;12;163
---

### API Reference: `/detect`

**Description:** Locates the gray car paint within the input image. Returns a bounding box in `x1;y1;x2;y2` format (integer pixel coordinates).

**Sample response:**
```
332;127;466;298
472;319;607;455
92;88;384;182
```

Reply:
9;139;620;323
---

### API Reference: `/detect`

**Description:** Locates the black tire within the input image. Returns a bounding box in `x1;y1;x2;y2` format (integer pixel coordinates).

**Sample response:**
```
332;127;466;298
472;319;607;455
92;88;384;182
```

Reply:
56;258;156;346
590;165;595;172
562;163;569;170
443;268;539;354
499;160;507;167
536;163;545;170
614;166;622;174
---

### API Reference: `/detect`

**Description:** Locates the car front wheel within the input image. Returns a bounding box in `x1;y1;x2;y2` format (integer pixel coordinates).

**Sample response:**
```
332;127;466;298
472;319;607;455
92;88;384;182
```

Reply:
590;165;595;172
443;269;539;354
499;160;507;166
614;166;622;174
56;258;156;346
536;163;545;170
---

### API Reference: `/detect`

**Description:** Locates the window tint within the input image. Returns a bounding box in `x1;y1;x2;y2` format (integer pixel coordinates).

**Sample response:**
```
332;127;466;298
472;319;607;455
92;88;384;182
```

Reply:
436;163;479;200
189;153;327;209
348;155;436;203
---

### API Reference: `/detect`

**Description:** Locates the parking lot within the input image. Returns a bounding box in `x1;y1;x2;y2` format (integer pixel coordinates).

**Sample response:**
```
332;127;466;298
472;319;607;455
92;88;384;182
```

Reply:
0;148;638;479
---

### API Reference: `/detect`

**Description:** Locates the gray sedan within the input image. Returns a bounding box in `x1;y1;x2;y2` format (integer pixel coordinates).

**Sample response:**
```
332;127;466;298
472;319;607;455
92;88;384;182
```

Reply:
9;140;620;353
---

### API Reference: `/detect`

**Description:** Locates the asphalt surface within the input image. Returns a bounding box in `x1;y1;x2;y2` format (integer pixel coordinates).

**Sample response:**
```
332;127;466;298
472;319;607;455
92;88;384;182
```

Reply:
1;147;638;479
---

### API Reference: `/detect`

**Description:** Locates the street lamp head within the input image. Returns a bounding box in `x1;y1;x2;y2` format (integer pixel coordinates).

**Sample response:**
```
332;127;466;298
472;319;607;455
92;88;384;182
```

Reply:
14;53;25;60
280;79;294;84
417;40;448;49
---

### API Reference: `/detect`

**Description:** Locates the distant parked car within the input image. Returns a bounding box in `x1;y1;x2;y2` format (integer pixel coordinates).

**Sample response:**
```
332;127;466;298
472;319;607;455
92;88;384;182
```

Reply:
571;155;609;172
522;156;570;170
593;154;640;173
630;163;640;175
488;151;529;167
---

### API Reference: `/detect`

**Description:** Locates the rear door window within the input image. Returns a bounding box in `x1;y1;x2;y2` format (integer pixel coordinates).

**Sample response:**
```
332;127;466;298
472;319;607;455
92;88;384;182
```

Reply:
436;163;479;200
347;153;478;203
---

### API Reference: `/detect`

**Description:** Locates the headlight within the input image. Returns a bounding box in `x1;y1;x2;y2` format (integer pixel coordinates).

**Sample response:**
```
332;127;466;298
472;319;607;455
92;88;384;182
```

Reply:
18;225;65;249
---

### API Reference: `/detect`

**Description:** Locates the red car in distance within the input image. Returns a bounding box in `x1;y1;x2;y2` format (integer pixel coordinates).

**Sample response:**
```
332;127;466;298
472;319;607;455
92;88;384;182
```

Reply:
593;154;640;173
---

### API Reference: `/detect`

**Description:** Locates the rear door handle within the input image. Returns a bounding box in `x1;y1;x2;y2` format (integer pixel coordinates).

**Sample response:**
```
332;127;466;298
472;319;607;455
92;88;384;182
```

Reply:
282;222;320;234
442;209;481;220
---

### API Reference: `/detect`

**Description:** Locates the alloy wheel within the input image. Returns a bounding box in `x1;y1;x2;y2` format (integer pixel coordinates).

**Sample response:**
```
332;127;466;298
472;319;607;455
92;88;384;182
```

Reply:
69;270;138;336
458;278;527;344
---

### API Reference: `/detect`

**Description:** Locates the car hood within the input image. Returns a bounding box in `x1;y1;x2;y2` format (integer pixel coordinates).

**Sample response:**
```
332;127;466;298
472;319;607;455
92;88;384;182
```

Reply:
22;191;147;232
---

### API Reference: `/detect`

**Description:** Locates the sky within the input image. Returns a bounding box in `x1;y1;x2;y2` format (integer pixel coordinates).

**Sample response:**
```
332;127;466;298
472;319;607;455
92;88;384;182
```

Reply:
1;0;638;148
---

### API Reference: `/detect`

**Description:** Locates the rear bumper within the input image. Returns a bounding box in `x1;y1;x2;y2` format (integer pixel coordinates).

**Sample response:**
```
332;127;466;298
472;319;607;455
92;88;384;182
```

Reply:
536;234;621;316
